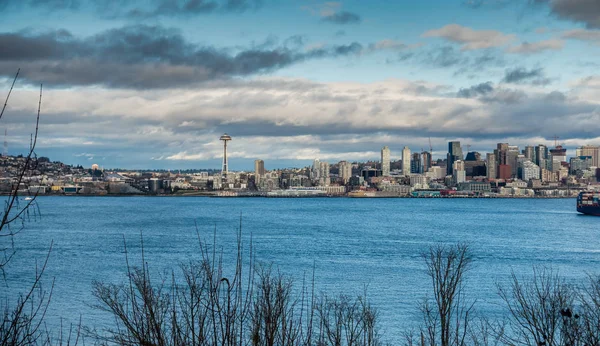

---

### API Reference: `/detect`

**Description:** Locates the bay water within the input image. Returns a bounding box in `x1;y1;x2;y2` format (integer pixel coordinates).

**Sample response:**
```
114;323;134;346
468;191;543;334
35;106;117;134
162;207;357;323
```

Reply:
2;196;599;342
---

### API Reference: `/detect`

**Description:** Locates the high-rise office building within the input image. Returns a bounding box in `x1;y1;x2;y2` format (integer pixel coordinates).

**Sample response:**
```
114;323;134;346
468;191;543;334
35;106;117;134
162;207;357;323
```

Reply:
319;161;330;186
486;153;496;180
311;159;320;180
447;141;463;175
402;146;411;176
535;144;549;170
338;161;352;184
507;146;520;178
524;145;535;162
422;151;432;173
576;145;600;167
452;160;466;184
411;152;422;174
254;159;265;184
381;146;391;176
518;160;540;181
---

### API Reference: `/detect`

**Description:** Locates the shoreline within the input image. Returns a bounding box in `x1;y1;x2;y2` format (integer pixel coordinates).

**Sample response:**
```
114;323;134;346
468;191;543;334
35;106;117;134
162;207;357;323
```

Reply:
9;193;578;199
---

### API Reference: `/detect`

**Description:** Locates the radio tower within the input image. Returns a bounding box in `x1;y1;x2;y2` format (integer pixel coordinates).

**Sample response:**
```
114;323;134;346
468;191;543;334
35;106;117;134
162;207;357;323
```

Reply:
3;129;6;157
220;133;232;182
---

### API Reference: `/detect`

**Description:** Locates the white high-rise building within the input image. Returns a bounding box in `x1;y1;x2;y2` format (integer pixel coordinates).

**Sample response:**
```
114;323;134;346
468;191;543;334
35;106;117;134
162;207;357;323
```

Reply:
311;159;320;180
453;160;466;184
402;146;411;176
519;160;540;181
338;161;352;184
319;161;330;186
381;146;391;176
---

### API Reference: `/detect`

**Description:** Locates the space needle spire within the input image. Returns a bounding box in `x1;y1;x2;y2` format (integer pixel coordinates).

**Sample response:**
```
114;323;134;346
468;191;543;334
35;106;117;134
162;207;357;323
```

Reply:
220;133;232;182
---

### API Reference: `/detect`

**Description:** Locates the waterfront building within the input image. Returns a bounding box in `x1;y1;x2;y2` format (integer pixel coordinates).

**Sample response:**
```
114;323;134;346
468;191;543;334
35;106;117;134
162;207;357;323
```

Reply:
576;145;600;167
447;141;463;175
402;146;411;176
381;146;391;176
457;181;491;193
409;174;428;187
410;152;422;174
338;160;352;184
486;153;496;180
254;159;265;185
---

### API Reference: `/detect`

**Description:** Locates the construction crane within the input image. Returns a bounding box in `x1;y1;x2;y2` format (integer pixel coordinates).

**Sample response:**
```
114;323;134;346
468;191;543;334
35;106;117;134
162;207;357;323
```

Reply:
428;137;433;154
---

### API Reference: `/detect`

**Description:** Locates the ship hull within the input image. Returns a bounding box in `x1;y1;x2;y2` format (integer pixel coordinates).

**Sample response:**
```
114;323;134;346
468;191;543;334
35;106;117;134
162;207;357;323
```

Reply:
577;192;600;216
577;206;600;216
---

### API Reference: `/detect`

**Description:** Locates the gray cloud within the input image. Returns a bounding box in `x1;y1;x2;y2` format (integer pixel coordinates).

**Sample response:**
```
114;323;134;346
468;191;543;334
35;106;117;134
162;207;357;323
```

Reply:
562;29;600;45
457;82;494;98
4;77;600;169
0;25;364;88
549;0;600;28
506;39;564;54
0;0;262;17
502;67;551;85
322;11;361;24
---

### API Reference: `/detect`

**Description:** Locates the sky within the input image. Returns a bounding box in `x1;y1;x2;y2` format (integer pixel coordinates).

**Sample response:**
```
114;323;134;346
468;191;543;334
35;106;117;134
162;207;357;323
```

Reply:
0;0;599;170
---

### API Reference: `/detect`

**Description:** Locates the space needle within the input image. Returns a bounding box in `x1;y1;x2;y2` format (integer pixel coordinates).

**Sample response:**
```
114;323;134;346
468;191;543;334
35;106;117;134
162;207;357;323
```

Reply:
220;133;232;182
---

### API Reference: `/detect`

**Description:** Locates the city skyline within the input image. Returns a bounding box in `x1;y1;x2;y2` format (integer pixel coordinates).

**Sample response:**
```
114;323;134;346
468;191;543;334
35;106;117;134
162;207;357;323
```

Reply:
0;0;599;169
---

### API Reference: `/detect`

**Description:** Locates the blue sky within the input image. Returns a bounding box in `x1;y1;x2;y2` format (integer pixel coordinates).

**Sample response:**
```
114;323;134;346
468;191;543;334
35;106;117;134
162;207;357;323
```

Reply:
0;0;599;170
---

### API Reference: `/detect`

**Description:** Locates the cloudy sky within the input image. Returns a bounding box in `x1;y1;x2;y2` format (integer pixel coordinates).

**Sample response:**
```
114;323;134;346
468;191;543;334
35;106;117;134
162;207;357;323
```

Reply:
1;0;599;170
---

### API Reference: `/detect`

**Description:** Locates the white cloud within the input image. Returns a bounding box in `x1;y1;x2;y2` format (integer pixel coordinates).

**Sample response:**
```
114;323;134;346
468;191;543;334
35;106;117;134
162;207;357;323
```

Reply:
422;24;515;50
4;76;600;166
562;29;600;45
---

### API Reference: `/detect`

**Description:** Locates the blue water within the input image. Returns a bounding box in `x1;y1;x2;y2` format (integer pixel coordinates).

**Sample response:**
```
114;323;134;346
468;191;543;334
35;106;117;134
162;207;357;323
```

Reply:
2;197;599;342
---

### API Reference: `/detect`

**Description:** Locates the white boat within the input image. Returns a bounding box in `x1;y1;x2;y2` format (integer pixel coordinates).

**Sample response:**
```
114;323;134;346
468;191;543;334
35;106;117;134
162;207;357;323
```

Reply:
24;197;33;201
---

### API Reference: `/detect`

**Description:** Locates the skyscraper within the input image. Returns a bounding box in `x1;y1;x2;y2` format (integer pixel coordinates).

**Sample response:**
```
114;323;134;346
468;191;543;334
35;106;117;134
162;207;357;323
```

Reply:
524;145;535;163
507;146;520;178
381;146;391;176
319;161;330;186
422;151;432;173
447;141;463;175
411;152;422;174
402;146;411;176
338;161;352;184
576;145;600;167
311;159;320;180
535;144;549;169
453;160;466;184
486;153;496;180
254;159;265;185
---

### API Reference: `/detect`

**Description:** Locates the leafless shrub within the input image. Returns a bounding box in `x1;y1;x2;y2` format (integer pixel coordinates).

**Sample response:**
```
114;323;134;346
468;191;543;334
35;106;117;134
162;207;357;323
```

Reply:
315;292;382;346
497;267;576;346
409;243;474;346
